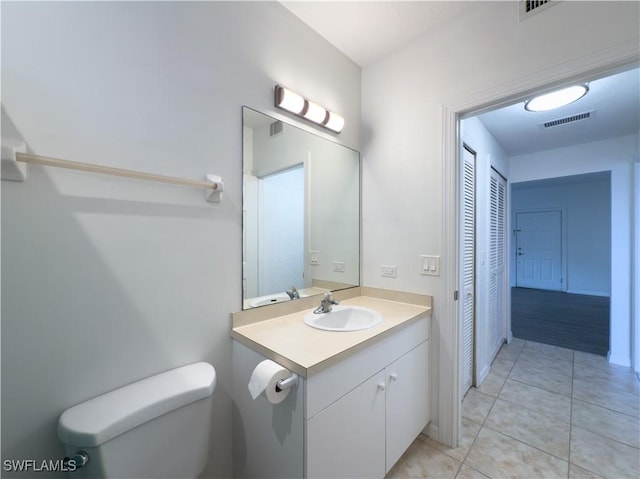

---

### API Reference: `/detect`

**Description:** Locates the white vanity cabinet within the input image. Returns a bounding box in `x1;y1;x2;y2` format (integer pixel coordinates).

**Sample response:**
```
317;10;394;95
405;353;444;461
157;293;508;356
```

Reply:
232;298;430;479
305;315;430;478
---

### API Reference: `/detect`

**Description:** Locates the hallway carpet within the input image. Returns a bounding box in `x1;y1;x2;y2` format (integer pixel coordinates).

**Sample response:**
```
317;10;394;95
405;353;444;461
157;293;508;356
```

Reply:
510;287;609;356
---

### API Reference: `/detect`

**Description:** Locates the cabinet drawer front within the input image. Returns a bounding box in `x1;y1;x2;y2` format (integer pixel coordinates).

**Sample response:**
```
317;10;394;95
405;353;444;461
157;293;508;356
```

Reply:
306;371;386;479
306;315;429;419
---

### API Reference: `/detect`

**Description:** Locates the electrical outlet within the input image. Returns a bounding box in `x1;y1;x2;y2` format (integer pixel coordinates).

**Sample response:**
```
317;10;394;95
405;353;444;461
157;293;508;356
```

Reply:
381;265;397;278
420;255;440;276
333;261;345;273
309;250;320;265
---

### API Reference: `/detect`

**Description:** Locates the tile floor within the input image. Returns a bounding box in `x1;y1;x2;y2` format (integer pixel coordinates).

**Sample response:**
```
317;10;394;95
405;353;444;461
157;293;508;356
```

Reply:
386;339;640;479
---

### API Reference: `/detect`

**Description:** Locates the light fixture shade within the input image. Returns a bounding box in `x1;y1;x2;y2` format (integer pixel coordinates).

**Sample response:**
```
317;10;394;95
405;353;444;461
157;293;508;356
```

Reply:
303;100;328;124
525;85;588;112
324;112;345;133
274;84;343;134
275;85;305;114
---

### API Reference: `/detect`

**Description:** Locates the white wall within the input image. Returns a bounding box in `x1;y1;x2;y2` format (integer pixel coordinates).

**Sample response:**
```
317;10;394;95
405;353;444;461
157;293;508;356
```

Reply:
361;0;640;442
307;140;360;287
461;117;510;384
1;2;360;477
511;174;611;296
510;135;637;366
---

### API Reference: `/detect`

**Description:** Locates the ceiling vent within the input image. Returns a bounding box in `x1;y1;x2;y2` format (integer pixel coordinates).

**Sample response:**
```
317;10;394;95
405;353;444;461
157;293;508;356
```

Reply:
541;111;594;129
519;0;560;20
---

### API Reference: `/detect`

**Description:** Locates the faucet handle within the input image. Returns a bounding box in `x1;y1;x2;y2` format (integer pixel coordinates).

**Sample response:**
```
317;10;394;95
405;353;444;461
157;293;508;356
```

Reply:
286;285;300;300
324;291;339;305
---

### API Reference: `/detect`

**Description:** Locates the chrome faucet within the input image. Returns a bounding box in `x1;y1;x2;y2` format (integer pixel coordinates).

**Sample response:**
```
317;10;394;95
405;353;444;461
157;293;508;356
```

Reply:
286;286;300;300
314;292;340;314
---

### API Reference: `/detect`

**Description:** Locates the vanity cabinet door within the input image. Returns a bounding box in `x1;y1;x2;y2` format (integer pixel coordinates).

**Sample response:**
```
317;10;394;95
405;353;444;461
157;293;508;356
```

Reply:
385;341;430;473
306;371;386;479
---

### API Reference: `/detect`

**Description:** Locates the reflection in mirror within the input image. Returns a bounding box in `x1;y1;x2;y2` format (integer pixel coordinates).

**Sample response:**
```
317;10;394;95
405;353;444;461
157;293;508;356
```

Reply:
243;107;360;309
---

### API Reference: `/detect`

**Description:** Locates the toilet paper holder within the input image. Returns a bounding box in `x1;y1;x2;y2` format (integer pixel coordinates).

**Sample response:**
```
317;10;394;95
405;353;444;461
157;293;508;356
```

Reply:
275;373;298;392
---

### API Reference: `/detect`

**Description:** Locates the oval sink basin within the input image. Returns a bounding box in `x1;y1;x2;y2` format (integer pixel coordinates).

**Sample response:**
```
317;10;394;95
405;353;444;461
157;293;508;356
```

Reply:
304;305;383;332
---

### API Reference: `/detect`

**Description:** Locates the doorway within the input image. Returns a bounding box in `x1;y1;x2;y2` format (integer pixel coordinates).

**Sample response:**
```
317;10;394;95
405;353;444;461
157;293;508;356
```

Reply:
514;210;563;291
439;52;638;448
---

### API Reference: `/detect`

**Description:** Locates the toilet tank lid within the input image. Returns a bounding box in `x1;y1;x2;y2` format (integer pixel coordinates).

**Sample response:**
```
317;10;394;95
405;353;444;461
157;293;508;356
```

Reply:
58;362;216;447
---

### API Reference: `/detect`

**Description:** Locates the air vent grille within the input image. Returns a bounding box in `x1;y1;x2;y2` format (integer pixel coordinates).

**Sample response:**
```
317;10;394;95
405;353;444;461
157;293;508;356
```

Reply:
520;0;559;20
270;120;283;137
525;0;550;12
542;111;593;129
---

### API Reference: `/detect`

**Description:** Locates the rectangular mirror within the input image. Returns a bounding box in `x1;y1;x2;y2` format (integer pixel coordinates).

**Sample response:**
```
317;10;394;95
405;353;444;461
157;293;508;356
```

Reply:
242;107;360;309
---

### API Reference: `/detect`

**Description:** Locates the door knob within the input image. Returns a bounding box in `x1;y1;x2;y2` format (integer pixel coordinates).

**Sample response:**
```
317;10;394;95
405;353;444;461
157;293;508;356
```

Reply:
377;382;386;391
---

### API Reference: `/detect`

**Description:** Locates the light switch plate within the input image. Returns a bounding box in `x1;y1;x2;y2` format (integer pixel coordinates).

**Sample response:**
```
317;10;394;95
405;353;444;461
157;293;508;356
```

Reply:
420;255;440;276
309;250;320;265
333;261;345;272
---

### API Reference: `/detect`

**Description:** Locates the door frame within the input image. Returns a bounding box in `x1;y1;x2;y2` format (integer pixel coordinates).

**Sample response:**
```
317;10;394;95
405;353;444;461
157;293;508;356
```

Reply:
438;40;638;448
513;207;568;292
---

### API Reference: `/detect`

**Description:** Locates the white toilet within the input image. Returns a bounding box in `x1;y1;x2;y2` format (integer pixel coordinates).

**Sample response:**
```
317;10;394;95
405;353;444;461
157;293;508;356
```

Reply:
58;362;216;479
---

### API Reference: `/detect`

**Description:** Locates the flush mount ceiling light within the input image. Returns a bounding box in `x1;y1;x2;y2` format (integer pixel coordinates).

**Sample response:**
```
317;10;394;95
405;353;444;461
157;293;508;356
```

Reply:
524;85;589;112
274;85;344;133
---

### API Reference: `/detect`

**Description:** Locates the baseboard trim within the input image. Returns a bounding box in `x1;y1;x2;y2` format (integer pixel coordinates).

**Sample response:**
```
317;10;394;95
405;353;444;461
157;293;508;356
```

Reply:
566;289;610;298
476;364;491;386
424;422;438;441
608;351;631;367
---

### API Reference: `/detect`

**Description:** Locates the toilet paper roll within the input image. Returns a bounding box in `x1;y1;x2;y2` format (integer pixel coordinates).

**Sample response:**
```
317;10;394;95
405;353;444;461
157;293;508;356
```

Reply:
248;360;293;404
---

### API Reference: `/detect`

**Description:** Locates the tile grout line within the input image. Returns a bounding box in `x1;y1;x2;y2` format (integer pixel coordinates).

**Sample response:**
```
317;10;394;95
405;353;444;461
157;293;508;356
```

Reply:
458;340;527;479
566;349;635;478
479;422;571;465
505;375;572;399
571;378;640;417
468;340;638;479
492;340;573;467
496;374;572;425
570;424;640;452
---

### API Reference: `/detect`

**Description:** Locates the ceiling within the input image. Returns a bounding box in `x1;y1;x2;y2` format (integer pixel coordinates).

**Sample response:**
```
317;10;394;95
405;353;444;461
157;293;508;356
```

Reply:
476;67;640;156
281;1;639;157
281;1;471;68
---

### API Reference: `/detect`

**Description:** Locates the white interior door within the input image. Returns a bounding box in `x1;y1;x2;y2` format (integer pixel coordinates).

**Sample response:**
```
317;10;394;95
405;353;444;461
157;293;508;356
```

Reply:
489;169;507;360
461;146;475;395
515;210;563;291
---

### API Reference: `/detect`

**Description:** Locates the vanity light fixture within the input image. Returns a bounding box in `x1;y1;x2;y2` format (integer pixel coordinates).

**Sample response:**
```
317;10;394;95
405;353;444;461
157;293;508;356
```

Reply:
525;84;589;112
274;85;344;133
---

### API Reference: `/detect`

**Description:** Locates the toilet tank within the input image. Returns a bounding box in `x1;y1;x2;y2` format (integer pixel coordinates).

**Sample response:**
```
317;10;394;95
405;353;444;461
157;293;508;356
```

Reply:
58;362;216;479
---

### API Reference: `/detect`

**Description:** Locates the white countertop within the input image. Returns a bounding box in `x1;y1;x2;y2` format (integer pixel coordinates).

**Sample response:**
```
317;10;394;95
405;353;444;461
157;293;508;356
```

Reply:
232;290;431;377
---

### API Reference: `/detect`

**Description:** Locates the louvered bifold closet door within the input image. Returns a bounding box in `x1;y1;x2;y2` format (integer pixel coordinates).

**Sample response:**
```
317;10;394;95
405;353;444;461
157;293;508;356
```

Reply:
488;169;507;361
461;147;476;394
